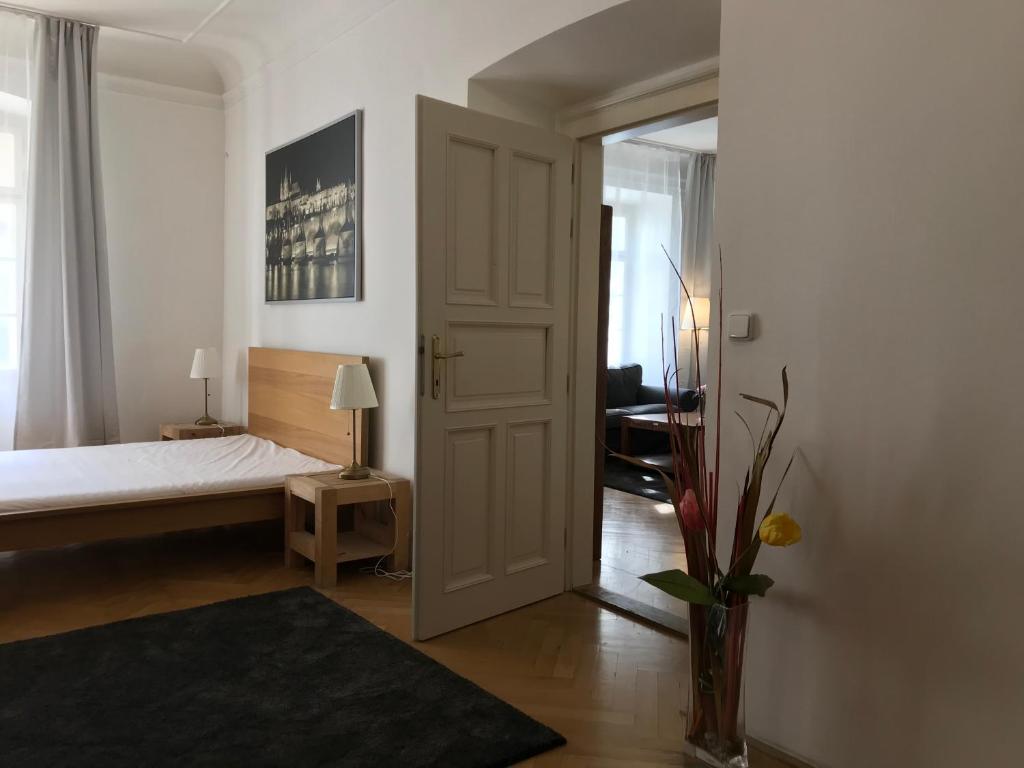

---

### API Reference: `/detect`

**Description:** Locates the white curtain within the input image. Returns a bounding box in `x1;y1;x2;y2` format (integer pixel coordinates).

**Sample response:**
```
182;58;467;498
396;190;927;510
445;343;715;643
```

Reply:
603;140;687;385
14;17;118;449
678;153;716;387
0;11;34;451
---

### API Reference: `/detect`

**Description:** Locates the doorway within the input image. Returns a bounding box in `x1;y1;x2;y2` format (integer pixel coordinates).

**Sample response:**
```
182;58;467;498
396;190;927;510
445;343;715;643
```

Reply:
581;115;718;634
417;0;723;639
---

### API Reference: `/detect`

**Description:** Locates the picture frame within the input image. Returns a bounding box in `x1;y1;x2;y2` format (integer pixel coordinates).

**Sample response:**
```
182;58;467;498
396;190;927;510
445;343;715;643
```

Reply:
264;109;362;303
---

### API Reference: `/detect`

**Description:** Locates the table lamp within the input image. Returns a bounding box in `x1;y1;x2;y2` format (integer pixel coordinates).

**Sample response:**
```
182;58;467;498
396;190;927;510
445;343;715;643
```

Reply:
680;298;711;389
190;347;220;425
680;297;711;331
330;363;378;480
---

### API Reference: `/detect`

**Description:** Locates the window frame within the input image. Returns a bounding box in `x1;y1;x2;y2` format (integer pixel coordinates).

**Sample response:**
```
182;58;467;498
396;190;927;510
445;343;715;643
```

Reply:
0;103;30;371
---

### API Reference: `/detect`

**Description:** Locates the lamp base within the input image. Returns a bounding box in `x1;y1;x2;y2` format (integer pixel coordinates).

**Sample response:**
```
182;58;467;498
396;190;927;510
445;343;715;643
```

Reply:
339;462;370;480
195;415;219;426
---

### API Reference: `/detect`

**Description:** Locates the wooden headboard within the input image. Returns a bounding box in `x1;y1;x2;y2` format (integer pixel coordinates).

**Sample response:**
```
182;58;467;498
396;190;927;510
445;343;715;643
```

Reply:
247;347;369;466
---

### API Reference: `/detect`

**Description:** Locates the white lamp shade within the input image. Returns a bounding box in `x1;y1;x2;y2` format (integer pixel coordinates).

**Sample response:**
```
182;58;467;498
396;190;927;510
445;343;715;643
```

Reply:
330;364;379;410
190;347;220;379
680;297;711;330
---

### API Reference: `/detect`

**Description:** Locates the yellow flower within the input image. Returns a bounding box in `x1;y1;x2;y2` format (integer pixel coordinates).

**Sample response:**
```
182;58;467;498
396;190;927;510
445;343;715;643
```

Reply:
758;512;802;547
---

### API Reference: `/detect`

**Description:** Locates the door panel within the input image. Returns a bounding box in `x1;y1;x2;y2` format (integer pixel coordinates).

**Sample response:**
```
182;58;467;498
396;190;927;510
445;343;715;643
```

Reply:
505;419;551;574
509;153;555;308
443;425;496;591
446;137;499;306
447;322;551;410
416;96;574;639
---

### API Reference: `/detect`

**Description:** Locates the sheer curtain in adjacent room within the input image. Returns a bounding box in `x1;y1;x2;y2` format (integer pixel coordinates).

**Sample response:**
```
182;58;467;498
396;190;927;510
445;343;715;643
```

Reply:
603;140;687;386
0;11;33;450
678;152;716;387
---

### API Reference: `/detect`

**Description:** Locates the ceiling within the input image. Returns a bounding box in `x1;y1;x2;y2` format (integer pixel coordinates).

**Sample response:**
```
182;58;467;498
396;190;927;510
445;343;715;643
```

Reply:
4;0;398;94
7;0;720;102
471;0;721;112
14;0;227;40
638;116;718;152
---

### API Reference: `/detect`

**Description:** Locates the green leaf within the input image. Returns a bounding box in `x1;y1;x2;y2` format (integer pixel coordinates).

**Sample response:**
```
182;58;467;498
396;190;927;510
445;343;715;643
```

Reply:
640;569;716;605
734;410;756;454
723;573;775;597
739;393;779;411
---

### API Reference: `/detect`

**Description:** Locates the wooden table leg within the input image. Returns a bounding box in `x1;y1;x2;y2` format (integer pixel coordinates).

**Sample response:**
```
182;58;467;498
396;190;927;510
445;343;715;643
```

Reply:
314;488;338;588
620;419;632;456
388;482;412;572
283;483;303;568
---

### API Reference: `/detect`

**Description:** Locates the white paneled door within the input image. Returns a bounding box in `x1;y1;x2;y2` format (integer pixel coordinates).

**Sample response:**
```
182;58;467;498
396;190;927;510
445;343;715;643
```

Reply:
415;96;574;640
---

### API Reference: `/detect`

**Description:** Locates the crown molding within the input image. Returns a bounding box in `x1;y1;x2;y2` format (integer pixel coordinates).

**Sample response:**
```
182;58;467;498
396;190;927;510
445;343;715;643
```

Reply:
558;56;719;124
98;73;224;110
221;0;398;109
0;0;237;42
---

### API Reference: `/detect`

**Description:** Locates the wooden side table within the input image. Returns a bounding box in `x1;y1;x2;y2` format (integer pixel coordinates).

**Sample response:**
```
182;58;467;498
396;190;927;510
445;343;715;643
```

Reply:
284;470;411;588
619;412;702;456
160;423;246;441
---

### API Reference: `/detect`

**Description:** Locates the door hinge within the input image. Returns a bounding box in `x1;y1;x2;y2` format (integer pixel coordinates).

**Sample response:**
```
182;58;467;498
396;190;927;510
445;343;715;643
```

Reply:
571;162;575;184
566;374;570;394
564;528;568;548
570;216;574;239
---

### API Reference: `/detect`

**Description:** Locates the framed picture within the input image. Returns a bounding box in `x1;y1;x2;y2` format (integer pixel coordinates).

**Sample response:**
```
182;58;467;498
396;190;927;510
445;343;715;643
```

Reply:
265;110;362;302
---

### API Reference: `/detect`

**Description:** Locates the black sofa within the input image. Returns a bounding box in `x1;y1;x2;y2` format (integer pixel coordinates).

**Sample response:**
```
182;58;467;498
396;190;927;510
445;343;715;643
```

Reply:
604;363;700;454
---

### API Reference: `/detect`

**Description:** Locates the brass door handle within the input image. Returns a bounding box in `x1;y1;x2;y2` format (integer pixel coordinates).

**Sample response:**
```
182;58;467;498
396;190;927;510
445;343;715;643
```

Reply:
431;335;463;399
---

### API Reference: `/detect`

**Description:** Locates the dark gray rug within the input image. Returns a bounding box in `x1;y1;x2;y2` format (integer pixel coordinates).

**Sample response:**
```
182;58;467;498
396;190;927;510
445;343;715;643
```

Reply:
0;587;565;767
603;456;671;502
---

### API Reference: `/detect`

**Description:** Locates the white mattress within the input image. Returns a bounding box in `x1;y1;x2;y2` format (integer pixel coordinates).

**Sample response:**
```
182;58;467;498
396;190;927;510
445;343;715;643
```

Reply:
0;434;338;513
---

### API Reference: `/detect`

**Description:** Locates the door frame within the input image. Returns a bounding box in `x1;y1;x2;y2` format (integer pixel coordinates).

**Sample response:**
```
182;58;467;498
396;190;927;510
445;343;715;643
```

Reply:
562;94;720;589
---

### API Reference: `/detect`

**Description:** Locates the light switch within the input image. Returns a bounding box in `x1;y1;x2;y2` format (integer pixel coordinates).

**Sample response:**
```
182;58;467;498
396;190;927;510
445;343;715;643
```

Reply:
728;313;751;340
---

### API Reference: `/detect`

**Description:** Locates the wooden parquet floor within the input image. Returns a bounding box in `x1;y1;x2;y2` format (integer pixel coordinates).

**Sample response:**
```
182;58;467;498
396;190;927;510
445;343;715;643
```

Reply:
0;522;792;767
593;488;690;624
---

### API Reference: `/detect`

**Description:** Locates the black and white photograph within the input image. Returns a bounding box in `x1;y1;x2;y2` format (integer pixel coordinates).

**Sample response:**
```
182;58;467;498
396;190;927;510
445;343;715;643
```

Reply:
265;110;361;302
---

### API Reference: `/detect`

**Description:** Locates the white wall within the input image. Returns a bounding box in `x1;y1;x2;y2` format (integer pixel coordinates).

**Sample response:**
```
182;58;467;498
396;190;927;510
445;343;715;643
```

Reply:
101;85;225;442
221;0;622;475
716;1;1024;765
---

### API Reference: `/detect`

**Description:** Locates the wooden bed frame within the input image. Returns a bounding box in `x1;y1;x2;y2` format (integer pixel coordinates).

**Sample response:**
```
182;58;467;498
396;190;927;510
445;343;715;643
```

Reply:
0;347;367;552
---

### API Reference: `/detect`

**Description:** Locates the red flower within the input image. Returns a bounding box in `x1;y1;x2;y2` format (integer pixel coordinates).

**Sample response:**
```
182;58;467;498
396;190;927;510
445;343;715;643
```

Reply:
681;489;705;531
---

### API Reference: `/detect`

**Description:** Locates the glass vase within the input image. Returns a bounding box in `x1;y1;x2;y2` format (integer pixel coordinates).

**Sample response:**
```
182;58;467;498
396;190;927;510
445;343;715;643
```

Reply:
685;600;750;768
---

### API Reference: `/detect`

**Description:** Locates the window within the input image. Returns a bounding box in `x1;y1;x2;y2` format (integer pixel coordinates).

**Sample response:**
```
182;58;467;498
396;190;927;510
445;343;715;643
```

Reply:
602;141;688;384
0;99;28;372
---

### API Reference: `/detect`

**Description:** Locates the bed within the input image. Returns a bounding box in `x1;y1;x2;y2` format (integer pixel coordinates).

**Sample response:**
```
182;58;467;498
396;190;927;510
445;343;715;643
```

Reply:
0;347;368;553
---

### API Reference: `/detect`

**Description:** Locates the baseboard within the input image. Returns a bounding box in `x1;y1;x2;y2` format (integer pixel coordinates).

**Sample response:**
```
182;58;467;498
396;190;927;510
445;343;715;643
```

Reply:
573;583;689;638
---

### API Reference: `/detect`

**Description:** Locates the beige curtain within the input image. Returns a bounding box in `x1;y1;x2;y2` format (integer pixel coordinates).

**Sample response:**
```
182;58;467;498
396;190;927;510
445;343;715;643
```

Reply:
678;153;716;388
14;17;118;448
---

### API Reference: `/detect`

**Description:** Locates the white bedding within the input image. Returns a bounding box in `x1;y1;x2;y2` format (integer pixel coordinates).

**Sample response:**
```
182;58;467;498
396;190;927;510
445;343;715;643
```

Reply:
0;434;338;513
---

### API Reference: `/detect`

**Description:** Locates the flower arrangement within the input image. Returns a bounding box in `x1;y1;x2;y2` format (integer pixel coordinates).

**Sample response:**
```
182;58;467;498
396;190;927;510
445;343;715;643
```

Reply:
630;254;801;768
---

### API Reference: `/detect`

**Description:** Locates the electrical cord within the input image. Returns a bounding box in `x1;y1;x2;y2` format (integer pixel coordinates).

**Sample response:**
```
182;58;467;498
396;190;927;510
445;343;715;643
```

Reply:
356;471;412;582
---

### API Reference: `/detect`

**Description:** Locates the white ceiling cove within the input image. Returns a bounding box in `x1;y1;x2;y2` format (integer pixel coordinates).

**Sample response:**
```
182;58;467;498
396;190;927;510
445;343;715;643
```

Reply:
3;0;398;95
472;0;721;112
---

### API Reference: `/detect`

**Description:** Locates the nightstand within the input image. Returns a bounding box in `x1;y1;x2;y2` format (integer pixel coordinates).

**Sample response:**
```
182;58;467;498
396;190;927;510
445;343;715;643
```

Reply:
159;423;246;440
284;470;411;588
